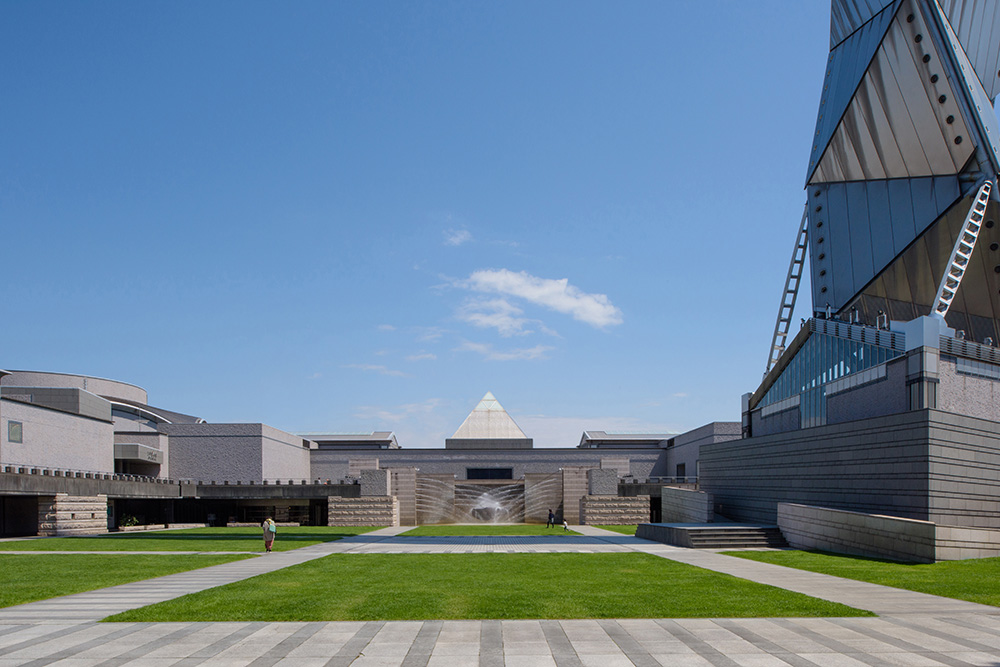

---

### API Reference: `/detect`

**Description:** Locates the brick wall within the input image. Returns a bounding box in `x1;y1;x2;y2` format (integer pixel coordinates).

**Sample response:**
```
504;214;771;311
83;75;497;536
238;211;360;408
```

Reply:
661;487;714;523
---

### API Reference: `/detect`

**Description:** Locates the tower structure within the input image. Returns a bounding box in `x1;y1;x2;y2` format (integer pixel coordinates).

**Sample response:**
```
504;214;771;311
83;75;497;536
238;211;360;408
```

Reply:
807;0;1000;336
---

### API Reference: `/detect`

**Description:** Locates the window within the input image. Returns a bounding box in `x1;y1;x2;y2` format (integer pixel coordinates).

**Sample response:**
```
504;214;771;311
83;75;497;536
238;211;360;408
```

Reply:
8;421;22;444
466;468;513;480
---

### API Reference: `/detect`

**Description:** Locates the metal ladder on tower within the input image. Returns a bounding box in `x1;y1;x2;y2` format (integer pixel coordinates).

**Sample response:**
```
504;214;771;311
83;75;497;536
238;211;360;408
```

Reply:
930;179;993;320
766;204;809;374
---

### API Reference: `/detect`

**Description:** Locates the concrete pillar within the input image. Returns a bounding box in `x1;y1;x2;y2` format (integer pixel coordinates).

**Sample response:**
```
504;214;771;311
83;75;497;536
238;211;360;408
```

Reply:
561;467;590;524
387;467;417;526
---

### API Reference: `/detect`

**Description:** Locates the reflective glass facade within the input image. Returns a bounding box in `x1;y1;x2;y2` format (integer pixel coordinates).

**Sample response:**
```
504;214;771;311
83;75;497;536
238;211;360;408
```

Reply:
760;332;901;428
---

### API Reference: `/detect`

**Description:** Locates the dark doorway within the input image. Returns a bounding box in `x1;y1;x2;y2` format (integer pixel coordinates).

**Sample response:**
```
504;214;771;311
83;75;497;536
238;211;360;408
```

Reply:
649;496;661;523
1;496;39;537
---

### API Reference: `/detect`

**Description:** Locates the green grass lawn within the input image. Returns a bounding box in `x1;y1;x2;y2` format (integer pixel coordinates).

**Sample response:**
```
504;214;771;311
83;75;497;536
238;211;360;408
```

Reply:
0;526;377;552
105;552;871;621
725;550;1000;607
594;525;637;535
0;553;253;608
401;524;582;536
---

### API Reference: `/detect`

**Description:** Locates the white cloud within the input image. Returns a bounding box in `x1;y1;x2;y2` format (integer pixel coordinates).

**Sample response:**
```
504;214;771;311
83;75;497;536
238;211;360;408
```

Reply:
342;364;409;378
377;324;396;331
406;352;437;361
459;269;622;328
354;398;443;423
456;298;532;337
414;326;448;342
444;228;473;246
455;341;553;361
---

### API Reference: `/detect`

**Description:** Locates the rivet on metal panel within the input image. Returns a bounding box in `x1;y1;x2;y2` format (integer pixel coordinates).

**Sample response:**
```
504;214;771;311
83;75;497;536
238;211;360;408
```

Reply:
994;265;1000;273
816;221;823;228
820;270;827;277
815;205;822;212
938;95;947;103
923;55;931;64
915;34;923;43
988;220;995;229
907;14;914;22
818;237;825;244
955;136;963;144
821;287;828;293
931;74;939;83
947;115;955;124
819;253;826;260
990;242;998;251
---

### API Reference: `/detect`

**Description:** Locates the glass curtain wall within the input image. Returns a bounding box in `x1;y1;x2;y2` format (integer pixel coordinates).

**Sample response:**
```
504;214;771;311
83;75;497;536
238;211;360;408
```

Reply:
760;332;900;427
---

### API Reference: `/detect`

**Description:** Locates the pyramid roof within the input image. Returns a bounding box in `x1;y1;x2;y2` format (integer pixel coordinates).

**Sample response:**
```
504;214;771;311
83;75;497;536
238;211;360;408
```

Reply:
450;392;528;440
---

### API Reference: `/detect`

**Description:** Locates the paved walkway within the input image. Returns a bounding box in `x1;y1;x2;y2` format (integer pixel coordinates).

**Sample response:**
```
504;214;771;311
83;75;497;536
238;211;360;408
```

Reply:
1;526;1000;665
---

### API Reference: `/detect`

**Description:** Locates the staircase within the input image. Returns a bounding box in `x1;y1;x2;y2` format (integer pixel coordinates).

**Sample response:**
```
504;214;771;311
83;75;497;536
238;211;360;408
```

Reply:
684;526;788;549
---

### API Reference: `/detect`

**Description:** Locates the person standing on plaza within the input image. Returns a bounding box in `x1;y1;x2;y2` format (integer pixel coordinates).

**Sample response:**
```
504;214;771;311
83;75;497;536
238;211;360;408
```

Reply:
262;517;276;552
546;509;555;528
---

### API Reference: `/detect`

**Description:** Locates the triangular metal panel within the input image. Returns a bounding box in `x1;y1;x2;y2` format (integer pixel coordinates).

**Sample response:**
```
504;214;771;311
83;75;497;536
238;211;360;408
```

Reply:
811;0;974;184
937;0;1000;103
809;175;961;313
930;0;1000;174
808;1;901;185
832;0;899;47
858;192;1000;334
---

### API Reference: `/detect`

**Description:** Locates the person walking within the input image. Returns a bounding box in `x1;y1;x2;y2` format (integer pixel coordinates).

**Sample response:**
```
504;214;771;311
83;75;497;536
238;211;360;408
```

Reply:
262;517;276;552
546;509;555;528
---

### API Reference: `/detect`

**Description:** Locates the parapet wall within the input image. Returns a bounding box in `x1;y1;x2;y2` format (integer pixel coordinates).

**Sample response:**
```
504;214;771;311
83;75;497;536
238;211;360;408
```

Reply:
580;495;648;525
778;503;937;562
660;487;714;523
328;496;398;526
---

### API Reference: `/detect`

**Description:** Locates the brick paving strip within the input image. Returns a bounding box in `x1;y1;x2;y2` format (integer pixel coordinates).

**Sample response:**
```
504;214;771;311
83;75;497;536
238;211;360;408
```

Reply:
2;525;1000;664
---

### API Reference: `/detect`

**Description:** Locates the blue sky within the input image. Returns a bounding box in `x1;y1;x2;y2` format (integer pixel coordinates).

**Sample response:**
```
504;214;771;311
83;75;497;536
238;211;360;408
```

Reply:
2;2;830;447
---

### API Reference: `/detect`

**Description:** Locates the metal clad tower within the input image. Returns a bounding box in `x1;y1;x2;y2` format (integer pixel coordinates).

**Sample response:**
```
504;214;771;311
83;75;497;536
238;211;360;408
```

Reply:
807;0;1000;342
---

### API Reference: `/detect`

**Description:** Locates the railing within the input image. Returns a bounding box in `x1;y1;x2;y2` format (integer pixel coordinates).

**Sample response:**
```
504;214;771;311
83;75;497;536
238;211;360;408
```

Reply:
623;476;698;485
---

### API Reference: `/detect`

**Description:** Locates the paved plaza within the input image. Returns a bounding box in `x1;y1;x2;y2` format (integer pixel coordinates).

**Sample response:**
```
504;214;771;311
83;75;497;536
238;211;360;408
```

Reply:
1;526;999;666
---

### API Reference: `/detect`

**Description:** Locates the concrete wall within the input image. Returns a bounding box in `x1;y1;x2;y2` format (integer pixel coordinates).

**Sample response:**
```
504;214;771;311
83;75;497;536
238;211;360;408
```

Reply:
2;387;113;422
580;496;648;525
310;448;666;484
660;487;714;523
938;355;1000;421
587;468;618;495
524;472;561;523
327;496;398;526
666;422;740;478
826;358;908;425
1;399;114;473
1;371;147;404
561;467;589;524
114;431;169;478
388;468;417;526
260;425;312;481
415;473;455;524
701;410;935;525
778;503;938;563
936;524;1000;560
360;469;389;496
38;494;108;536
164;423;310;483
926;412;1000;527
